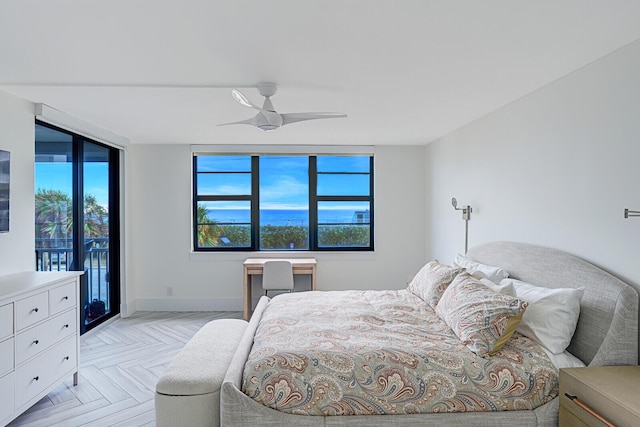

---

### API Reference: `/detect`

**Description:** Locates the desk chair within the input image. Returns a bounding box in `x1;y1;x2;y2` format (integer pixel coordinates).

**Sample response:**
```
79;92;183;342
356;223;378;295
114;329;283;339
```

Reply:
262;260;294;296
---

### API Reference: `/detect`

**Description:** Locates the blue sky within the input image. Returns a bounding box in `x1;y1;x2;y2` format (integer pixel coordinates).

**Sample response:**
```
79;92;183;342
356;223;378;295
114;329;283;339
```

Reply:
260;156;309;210
35;162;110;207
197;155;370;210
37;155;371;212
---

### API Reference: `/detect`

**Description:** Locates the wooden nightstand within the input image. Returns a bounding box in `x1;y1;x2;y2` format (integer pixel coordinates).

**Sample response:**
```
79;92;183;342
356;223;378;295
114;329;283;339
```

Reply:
559;366;640;427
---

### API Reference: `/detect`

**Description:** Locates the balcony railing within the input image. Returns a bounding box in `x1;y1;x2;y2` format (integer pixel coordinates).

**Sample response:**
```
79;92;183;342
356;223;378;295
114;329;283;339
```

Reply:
35;237;109;308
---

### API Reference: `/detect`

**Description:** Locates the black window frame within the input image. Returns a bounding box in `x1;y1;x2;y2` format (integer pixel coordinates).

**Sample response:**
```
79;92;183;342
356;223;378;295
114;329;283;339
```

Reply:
193;153;374;252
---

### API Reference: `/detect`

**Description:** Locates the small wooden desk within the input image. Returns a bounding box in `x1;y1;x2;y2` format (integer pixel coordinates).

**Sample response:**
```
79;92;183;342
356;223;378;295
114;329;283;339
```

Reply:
243;258;317;320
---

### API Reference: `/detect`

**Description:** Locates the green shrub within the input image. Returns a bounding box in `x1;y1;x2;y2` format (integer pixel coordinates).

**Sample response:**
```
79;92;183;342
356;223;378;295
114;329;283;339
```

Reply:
198;217;370;249
260;225;308;249
318;225;370;247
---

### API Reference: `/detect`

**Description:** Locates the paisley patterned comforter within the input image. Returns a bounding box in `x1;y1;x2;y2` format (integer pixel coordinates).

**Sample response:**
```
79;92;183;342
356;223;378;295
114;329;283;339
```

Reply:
242;290;558;416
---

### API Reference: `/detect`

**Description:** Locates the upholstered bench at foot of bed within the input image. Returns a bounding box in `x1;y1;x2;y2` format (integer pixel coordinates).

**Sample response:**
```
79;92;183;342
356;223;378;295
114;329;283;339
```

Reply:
155;318;249;427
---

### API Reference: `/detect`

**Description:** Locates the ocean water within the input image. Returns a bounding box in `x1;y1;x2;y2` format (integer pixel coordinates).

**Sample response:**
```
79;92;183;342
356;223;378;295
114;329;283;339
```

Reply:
206;209;367;226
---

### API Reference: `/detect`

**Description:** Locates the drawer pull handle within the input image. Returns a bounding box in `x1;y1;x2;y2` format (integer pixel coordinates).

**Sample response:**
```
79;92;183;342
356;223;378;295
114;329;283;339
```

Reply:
64;324;69;328
564;393;616;427
33;376;39;381
33;307;39;313
33;340;39;345
63;296;69;300
64;356;70;361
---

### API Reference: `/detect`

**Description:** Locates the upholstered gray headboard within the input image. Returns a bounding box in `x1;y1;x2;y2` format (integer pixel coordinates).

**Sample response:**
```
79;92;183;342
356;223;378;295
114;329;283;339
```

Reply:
466;241;638;366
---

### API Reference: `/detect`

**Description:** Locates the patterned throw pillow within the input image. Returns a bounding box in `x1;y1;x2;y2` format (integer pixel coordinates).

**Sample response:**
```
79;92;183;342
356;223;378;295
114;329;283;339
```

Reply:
453;254;509;283
407;260;464;309
436;272;528;357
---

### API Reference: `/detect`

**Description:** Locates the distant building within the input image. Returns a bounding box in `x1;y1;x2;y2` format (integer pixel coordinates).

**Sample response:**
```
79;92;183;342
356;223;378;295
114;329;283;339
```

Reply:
352;210;370;223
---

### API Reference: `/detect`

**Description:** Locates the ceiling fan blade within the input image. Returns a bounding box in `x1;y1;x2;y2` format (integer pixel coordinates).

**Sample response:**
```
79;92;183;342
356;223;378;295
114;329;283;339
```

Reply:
217;116;259;127
281;112;347;126
231;89;262;110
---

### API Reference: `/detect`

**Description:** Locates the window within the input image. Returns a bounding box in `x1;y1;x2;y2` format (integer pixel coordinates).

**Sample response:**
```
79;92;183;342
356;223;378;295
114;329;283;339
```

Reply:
193;153;373;251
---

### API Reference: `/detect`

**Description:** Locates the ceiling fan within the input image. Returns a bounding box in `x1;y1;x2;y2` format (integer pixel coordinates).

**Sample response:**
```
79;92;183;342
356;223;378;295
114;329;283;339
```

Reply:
218;82;347;131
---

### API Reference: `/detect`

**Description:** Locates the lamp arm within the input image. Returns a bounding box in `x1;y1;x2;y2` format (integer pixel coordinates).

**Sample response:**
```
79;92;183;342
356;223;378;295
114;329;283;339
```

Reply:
625;209;640;218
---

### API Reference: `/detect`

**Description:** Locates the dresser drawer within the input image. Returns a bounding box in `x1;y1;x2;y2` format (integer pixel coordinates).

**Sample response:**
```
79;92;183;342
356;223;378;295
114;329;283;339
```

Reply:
560;367;640;427
559;405;590;427
0;372;15;423
15;336;77;409
52;336;77;379
49;280;77;315
0;303;12;340
0;337;14;376
15;309;76;365
15;291;49;330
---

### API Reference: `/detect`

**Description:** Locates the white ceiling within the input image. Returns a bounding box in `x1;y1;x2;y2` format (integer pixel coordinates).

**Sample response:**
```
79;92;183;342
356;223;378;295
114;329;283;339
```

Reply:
1;1;640;146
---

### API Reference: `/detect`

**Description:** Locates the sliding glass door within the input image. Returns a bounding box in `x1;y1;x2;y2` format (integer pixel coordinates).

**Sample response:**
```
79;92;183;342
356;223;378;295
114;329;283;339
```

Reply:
35;122;120;333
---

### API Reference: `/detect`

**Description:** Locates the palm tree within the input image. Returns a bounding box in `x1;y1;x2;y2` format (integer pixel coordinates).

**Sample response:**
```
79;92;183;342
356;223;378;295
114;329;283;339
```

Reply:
83;194;108;238
35;189;72;246
35;189;109;244
197;205;222;246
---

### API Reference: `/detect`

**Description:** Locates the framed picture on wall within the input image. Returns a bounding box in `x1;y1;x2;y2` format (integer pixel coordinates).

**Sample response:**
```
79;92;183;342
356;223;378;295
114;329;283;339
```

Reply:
0;150;9;233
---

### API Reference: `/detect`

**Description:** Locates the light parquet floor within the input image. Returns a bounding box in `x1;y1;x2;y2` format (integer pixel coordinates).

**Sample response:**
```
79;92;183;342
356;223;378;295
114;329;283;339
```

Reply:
8;311;242;427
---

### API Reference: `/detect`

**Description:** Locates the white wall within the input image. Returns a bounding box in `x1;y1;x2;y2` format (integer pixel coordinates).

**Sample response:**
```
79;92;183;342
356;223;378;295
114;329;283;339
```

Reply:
0;91;35;276
426;40;640;294
125;144;428;312
0;88;428;312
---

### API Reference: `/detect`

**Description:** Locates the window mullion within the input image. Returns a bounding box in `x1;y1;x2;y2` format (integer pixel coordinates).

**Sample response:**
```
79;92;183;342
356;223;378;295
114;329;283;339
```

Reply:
251;156;260;251
309;156;318;250
192;156;198;250
369;155;375;251
317;195;370;202
71;135;84;271
197;195;252;202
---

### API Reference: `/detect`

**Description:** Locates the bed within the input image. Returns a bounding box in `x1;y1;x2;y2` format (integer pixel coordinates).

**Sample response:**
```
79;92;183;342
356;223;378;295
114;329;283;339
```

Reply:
217;241;638;426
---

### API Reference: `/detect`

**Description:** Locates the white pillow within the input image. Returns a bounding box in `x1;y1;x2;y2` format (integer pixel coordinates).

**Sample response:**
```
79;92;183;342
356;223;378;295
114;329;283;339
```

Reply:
454;254;509;283
479;278;516;297
501;278;584;354
542;349;585;370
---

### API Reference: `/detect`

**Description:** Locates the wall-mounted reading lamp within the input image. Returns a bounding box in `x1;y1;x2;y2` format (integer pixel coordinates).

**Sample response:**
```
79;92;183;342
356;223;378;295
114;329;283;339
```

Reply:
624;209;640;218
452;197;472;253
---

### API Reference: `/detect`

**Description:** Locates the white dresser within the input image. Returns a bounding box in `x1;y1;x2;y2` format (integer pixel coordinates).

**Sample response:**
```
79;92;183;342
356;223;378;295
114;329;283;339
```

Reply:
0;271;82;427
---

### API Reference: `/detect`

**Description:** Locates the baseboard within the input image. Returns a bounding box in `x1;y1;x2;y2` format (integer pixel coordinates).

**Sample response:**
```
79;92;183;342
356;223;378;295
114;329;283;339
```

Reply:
132;297;243;312
120;300;136;317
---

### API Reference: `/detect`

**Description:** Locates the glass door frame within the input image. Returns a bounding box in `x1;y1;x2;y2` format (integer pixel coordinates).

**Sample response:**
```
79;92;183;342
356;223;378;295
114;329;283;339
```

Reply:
35;120;121;334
